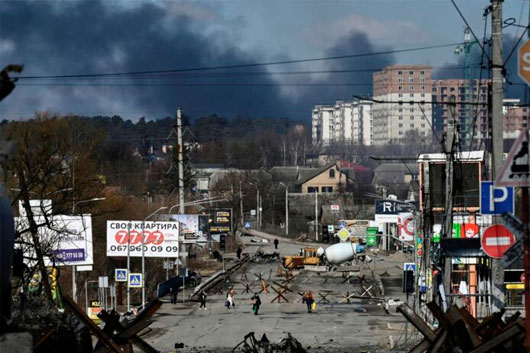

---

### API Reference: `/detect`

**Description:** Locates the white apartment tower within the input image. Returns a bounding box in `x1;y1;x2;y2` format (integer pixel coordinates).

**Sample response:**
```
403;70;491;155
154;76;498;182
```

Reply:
372;65;433;145
312;99;373;146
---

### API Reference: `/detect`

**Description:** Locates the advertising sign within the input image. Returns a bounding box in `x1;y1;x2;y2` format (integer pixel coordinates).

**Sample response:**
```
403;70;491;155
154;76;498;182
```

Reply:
209;209;232;235
375;199;415;224
167;214;208;243
398;212;415;242
106;221;179;257
16;215;94;266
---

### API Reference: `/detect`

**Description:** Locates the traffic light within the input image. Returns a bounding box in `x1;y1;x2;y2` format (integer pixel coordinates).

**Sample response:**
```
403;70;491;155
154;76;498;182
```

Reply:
403;270;414;293
219;234;226;251
322;225;329;243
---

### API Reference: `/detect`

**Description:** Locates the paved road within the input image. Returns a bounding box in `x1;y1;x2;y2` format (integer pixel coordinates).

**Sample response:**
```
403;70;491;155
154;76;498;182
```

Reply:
142;235;411;352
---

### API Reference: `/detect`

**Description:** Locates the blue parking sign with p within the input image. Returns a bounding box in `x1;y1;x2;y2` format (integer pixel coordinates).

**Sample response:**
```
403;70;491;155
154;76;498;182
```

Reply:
115;269;127;282
480;181;514;215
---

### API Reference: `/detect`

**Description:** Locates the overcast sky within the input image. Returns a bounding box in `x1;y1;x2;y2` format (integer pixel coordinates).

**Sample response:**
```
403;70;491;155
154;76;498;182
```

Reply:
1;0;528;121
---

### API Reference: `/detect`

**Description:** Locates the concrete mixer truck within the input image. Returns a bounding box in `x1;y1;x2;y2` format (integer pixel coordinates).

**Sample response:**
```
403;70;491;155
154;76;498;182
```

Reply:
316;242;365;265
282;242;364;269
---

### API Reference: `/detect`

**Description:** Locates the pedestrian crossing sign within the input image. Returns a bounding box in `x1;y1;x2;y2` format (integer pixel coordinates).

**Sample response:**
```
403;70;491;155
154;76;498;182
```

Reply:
403;263;416;272
128;273;143;288
115;269;127;282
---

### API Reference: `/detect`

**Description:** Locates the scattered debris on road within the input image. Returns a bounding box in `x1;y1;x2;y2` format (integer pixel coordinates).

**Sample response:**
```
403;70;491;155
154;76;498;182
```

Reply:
232;332;307;353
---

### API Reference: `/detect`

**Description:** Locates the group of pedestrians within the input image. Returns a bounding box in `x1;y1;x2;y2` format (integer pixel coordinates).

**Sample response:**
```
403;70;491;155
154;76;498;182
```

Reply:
177;238;317;315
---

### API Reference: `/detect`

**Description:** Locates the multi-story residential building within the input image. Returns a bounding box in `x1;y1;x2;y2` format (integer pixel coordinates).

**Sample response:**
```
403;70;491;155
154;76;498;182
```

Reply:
503;99;529;139
431;79;489;148
372;65;433;145
312;99;373;146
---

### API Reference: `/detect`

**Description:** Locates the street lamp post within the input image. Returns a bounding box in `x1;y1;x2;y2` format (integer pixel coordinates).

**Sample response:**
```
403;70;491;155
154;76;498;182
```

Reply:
279;183;289;236
249;183;260;230
71;197;105;304
142;206;168;308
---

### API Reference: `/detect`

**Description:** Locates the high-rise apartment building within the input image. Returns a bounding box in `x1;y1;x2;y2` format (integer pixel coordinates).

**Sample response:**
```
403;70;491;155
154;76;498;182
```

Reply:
503;99;529;139
431;79;489;148
312;99;373;146
372;65;433;145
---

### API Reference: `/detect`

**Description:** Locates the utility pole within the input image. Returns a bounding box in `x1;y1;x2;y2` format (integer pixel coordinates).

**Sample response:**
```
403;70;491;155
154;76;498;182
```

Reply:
490;0;504;313
239;181;244;227
177;108;185;214
443;96;457;300
315;191;318;241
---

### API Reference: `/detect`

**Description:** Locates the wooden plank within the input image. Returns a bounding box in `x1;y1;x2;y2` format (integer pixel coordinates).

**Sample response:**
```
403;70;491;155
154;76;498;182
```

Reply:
62;295;123;353
469;325;523;353
397;304;436;342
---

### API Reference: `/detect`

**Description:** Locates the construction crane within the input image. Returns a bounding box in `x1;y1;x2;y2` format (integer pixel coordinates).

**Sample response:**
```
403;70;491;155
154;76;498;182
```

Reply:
454;27;477;149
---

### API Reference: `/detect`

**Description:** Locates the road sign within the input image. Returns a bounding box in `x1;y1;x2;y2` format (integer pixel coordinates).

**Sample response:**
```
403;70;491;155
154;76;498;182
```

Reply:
330;204;340;211
480;181;514;214
98;276;109;288
518;38;530;86
366;227;378;247
495;130;530;187
339;221;346;229
403;263;416;271
337;228;350;242
481;224;516;259
128;273;143;288
115;269;127;282
244;222;251;229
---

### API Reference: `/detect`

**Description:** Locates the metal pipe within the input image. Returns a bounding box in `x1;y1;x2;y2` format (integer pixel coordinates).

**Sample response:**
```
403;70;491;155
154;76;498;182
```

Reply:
141;206;168;308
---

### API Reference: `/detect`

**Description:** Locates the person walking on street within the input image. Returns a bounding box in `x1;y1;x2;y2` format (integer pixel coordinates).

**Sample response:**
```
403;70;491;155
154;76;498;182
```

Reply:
226;289;236;309
274;238;279;249
302;291;314;313
170;282;178;304
199;290;207;310
251;293;261;315
236;247;242;260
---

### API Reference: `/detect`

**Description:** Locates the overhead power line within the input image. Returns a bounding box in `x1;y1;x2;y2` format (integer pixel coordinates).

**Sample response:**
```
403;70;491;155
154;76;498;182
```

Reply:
17;65;476;81
15;42;465;80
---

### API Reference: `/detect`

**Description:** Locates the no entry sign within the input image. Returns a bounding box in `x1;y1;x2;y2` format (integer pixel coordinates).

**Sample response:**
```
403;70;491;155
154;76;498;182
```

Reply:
481;224;516;259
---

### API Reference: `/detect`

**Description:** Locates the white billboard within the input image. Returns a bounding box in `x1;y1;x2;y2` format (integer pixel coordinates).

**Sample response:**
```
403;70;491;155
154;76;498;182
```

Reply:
16;215;93;266
167;214;208;243
106;221;179;258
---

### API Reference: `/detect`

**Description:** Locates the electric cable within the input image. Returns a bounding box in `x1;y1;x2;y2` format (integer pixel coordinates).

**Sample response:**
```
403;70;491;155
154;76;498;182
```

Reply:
14;42;465;80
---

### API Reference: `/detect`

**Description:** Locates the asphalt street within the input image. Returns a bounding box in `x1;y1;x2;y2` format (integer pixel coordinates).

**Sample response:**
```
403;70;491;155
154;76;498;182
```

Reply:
142;234;413;352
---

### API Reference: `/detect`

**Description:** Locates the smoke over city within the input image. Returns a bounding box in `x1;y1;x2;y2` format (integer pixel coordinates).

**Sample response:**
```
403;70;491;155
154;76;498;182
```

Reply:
0;0;395;121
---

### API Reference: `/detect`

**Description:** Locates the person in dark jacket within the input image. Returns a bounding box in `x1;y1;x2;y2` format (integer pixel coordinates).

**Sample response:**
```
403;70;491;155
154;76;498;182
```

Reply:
251;293;261;315
236;247;242;260
273;239;279;249
199;290;207;310
170;282;178;304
